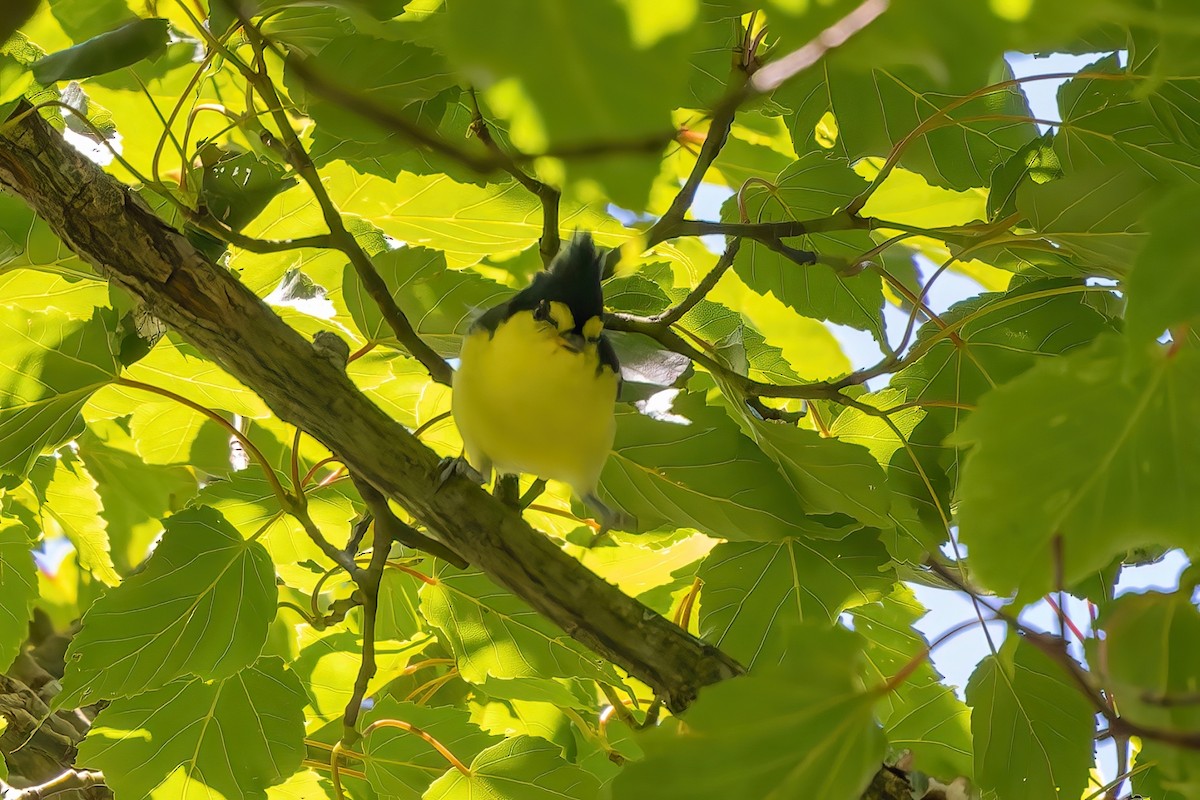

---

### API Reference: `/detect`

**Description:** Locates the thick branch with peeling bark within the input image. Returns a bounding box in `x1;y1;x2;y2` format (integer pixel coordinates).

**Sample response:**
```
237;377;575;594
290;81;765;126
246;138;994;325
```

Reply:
0;103;742;712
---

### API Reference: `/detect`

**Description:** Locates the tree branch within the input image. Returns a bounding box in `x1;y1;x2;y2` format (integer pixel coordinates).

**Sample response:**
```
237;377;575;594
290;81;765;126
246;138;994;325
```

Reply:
0;101;742;712
466;88;561;266
0;770;108;800
235;19;453;386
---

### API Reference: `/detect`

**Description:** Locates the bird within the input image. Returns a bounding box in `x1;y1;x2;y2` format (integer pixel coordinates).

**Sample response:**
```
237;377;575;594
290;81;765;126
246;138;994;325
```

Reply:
445;233;632;533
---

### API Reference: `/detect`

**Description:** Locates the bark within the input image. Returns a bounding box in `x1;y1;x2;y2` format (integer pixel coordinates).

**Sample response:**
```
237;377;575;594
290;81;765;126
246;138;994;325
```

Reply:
0;102;743;712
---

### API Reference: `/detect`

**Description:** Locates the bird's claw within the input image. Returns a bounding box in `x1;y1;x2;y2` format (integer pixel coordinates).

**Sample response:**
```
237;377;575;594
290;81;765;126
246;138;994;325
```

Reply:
583;493;636;547
436;455;485;491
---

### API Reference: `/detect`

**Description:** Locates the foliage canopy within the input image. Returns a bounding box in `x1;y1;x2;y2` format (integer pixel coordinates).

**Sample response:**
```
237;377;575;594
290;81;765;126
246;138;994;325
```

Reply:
2;0;1200;799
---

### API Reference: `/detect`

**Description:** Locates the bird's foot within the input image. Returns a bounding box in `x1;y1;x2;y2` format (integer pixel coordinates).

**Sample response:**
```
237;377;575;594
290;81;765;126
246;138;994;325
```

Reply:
436;455;485;491
583;493;636;547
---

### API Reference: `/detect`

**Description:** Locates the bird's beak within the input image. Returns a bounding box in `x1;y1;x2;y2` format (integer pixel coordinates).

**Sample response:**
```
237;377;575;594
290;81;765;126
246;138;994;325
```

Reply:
558;332;586;353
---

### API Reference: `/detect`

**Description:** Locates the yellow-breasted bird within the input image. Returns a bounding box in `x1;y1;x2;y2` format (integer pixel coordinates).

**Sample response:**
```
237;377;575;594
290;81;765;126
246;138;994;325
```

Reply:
447;233;632;532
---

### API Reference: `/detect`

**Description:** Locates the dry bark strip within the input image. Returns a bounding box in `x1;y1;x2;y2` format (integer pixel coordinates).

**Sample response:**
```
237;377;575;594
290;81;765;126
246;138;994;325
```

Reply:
0;103;743;712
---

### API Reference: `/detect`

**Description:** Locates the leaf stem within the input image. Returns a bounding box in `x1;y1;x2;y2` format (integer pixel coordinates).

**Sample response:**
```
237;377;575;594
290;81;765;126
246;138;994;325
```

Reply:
115;376;290;505
361;719;471;775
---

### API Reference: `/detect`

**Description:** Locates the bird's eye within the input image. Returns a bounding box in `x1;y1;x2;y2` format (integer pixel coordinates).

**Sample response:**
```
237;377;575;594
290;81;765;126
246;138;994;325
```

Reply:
534;300;552;324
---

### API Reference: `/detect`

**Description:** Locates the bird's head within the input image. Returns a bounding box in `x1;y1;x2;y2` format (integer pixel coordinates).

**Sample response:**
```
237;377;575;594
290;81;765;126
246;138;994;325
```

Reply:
513;233;605;341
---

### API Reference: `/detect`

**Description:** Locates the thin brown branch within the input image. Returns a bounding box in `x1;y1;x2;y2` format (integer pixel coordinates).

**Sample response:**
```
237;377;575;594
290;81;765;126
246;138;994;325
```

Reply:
0;770;108;800
116;376;291;505
235;19;452;386
467;87;561;265
342;488;394;741
750;0;891;92
352;474;468;569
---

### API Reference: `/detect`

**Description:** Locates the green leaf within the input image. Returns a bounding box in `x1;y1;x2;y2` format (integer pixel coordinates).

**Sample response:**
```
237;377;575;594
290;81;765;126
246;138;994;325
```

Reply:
0;306;120;477
32;17;168;83
46;0;135;43
987;131;1061;222
723;407;893;528
324;164;624;269
88;334;269;421
828;390;949;563
361;699;501;798
1;0;40;45
77;419;198;574
196;471;356;594
40;448;120;586
602;391;848;540
425;736;600;800
420;564;621;687
77;658;306;800
783;49;1036;191
126;402;234;474
437;0;692;208
1056;54;1200;184
1102;591;1200;734
196;146;296;234
698;531;894;668
853;587;972;781
0;518;37;670
342;245;509;355
0;191;90;280
1125;187;1200;344
60;505;277;706
0;268;107;320
615;625;886;800
1015;168;1153;275
891;279;1111;499
285;33;457;163
291;626;434;726
965;638;1094;800
727;154;885;341
954;335;1200;597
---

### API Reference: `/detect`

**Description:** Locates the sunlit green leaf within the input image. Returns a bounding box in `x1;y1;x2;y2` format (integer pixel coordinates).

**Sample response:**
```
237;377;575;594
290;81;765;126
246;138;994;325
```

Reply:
77;658;306;800
966;637;1094;800
426;736;600;800
602;391;849;540
727;153;885;340
616;625;886;800
32;17;168;83
0;518;37;671
698;531;894;668
361;699;501;798
40;448;120;586
853;587;972;781
60;505;276;706
421;564;621;687
77;419;197;573
0;307;120;477
955;335;1200;597
291;625;434;727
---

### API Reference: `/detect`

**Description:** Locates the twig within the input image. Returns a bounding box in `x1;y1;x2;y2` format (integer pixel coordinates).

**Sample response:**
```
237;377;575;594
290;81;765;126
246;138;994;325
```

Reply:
750;0;891;93
467;88;561;265
342;490;394;740
290;502;361;577
0;770;107;800
115;377;290;506
353;473;469;568
231;18;452;386
655;239;741;327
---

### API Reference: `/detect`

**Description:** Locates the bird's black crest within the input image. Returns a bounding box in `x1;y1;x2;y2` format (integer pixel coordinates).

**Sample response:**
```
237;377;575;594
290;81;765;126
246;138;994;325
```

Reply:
482;233;605;336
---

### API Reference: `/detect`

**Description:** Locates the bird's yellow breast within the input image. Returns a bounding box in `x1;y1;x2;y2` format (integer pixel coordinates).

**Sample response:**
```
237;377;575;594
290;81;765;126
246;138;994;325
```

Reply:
452;310;619;491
